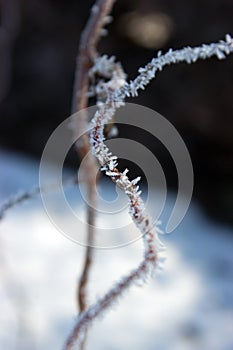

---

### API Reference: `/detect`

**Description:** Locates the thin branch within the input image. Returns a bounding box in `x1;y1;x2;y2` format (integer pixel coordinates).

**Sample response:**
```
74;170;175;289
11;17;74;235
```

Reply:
0;176;78;220
64;37;163;350
0;188;40;220
64;34;233;349
70;1;116;349
115;34;233;100
71;0;116;115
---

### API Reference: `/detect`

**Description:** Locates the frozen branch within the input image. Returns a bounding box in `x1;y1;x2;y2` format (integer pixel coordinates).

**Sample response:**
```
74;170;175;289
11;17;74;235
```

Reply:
0;188;40;220
64;42;162;350
64;33;233;349
114;34;233;100
0;176;78;220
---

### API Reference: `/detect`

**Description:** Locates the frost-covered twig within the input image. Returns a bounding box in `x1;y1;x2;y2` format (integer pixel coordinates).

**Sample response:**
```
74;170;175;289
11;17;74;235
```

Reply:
64;33;233;349
88;54;127;101
0;188;40;220
64;44;163;350
115;34;233;100
0;176;78;220
70;1;116;349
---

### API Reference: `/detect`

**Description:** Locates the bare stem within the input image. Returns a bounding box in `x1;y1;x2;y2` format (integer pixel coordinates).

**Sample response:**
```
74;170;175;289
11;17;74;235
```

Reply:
70;1;116;349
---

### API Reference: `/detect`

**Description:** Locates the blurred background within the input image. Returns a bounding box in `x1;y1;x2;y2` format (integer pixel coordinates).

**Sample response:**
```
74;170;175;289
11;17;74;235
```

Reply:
0;0;233;349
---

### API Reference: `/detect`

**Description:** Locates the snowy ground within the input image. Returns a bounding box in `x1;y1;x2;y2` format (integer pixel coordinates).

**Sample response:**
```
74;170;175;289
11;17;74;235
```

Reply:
0;150;233;350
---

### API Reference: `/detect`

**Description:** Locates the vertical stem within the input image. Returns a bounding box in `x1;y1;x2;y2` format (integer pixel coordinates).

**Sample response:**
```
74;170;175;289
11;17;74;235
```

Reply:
70;1;116;349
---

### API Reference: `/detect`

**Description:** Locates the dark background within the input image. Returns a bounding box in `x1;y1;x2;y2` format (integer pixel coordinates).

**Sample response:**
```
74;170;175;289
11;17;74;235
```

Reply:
0;0;233;225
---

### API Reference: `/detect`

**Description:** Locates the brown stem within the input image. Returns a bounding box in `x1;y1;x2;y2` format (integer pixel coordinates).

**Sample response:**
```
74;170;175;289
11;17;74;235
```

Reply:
70;1;116;349
71;0;116;114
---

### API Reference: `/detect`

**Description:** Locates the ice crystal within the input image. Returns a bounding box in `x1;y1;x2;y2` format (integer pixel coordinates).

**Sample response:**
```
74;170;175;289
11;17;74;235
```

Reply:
114;34;233;101
70;33;233;347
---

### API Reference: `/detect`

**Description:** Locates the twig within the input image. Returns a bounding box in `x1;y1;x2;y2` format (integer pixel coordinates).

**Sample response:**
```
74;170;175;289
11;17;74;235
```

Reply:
115;34;233;100
0;176;78;220
64;34;233;349
70;1;116;349
71;0;116;115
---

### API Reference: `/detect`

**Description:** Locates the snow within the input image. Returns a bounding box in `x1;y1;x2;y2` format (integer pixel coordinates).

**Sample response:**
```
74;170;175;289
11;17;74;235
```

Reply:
0;150;233;350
